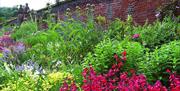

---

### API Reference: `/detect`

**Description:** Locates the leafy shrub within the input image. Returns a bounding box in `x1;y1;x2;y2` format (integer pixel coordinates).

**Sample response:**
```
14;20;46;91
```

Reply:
83;38;145;73
54;18;104;64
138;40;180;84
133;17;179;48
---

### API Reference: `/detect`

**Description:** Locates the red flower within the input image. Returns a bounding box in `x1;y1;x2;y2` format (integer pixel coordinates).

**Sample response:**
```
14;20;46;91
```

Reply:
112;64;116;69
114;53;119;59
122;56;127;61
171;86;180;91
82;68;88;78
70;82;77;91
59;81;68;91
166;69;171;73
83;79;87;83
130;69;135;74
122;50;127;57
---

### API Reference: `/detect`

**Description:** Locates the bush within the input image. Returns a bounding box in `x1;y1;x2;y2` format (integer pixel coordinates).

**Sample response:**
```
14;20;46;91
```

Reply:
133;17;179;48
138;40;180;85
83;38;145;73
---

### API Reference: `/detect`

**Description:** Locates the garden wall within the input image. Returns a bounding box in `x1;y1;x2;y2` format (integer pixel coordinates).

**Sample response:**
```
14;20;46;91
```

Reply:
47;0;175;25
1;0;177;28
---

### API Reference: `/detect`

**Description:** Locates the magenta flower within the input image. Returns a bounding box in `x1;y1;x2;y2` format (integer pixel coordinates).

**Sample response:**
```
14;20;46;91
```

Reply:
132;34;140;39
0;46;4;51
166;69;171;73
59;51;180;91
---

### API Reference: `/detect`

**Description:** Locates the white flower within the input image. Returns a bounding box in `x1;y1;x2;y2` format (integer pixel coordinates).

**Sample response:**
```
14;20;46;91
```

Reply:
176;6;179;9
155;12;161;18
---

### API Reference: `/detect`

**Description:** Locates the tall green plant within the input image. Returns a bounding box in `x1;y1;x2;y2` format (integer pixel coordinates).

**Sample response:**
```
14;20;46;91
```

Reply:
11;21;38;41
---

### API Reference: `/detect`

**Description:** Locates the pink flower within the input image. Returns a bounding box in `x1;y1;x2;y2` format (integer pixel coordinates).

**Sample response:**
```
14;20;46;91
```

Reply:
70;82;77;91
59;81;68;91
166;69;171;73
122;56;127;61
82;68;88;78
171;86;180;91
132;34;140;39
114;53;119;59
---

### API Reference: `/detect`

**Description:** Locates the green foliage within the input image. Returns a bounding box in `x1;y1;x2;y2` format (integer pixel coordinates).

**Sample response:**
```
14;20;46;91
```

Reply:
54;18;104;64
24;30;59;46
107;19;124;40
133;17;179;48
0;7;18;20
107;16;133;40
21;18;104;68
138;40;180;84
11;21;38;41
0;62;72;91
59;64;83;85
21;42;61;68
84;38;145;73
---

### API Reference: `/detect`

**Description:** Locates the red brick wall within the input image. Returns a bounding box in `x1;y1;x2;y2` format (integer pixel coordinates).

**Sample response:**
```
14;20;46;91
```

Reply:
57;0;174;25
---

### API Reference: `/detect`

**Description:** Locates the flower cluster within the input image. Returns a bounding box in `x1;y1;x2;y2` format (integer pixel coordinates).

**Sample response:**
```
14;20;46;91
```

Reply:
4;31;12;35
169;71;180;91
0;35;14;47
59;51;180;91
15;60;45;75
0;32;26;63
60;81;77;91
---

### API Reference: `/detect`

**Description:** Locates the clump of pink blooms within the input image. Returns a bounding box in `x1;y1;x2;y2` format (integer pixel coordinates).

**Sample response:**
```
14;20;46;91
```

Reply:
60;51;180;91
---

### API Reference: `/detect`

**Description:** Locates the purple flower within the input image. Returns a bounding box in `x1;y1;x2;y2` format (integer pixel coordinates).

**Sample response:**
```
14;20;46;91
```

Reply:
0;35;14;47
4;31;11;35
13;43;25;54
132;34;140;39
176;6;179;9
2;48;11;58
0;46;4;51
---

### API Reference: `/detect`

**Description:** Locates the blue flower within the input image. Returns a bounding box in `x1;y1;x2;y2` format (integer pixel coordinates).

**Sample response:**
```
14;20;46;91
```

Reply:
15;65;25;71
2;48;11;58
